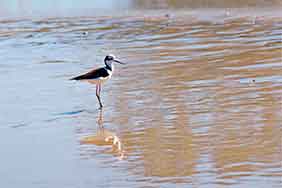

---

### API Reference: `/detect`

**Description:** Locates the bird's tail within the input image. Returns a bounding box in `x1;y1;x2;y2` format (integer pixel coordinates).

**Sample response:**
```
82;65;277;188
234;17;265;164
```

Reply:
70;75;83;80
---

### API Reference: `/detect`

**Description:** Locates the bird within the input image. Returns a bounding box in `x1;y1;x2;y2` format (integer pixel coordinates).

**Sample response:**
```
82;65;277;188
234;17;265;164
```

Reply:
71;54;125;109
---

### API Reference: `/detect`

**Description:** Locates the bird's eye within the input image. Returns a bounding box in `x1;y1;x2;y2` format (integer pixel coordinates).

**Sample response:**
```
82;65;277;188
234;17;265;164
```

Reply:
105;55;115;61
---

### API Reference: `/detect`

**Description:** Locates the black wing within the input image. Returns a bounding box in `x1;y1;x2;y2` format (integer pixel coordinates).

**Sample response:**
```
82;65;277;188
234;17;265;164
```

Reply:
70;67;109;80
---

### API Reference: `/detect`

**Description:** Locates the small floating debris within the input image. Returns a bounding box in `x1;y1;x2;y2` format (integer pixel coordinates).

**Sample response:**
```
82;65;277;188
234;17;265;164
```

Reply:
10;122;28;128
25;34;34;38
82;31;89;36
165;13;170;18
39;60;67;64
55;109;84;116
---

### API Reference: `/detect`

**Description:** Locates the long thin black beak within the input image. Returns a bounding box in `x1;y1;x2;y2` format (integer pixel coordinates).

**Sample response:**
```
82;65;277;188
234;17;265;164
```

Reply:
114;59;126;65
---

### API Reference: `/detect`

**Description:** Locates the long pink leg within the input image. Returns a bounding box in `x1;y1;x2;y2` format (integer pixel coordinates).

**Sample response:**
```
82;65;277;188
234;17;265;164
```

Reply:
96;84;103;108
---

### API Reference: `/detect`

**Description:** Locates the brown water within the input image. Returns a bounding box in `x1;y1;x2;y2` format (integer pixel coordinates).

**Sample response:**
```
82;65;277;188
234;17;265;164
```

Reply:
0;7;281;188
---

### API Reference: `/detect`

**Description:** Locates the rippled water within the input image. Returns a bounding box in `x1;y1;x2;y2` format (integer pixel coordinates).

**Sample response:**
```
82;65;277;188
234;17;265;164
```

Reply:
0;9;281;188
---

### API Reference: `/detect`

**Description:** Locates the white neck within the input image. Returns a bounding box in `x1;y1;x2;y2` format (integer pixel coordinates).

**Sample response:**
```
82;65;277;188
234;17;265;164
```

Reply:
105;61;114;71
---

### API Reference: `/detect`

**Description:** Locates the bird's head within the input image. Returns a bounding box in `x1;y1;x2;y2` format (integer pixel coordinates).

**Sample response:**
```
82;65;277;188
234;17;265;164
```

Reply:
104;54;125;69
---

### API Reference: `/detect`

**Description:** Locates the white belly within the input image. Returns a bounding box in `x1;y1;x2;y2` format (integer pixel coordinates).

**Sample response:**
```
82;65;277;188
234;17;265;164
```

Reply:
86;75;111;85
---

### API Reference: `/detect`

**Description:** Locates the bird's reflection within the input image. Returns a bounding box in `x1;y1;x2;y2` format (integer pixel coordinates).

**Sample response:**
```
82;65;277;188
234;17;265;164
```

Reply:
80;109;125;160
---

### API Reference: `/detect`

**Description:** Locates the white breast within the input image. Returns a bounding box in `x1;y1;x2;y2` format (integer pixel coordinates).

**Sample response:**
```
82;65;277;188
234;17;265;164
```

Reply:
107;69;113;78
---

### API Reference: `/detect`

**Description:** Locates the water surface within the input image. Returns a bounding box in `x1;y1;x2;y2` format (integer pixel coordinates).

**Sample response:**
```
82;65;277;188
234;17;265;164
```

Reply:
0;7;281;188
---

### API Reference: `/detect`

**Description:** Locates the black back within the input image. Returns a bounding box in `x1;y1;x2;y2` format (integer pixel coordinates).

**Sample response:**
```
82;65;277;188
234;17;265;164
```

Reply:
70;67;109;80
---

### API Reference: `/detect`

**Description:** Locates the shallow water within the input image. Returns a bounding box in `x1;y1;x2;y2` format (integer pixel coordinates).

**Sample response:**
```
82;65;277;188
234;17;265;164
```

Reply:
0;7;281;188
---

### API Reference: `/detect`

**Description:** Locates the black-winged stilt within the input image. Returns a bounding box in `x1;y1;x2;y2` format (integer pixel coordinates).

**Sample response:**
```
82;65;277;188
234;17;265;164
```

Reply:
71;54;125;109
